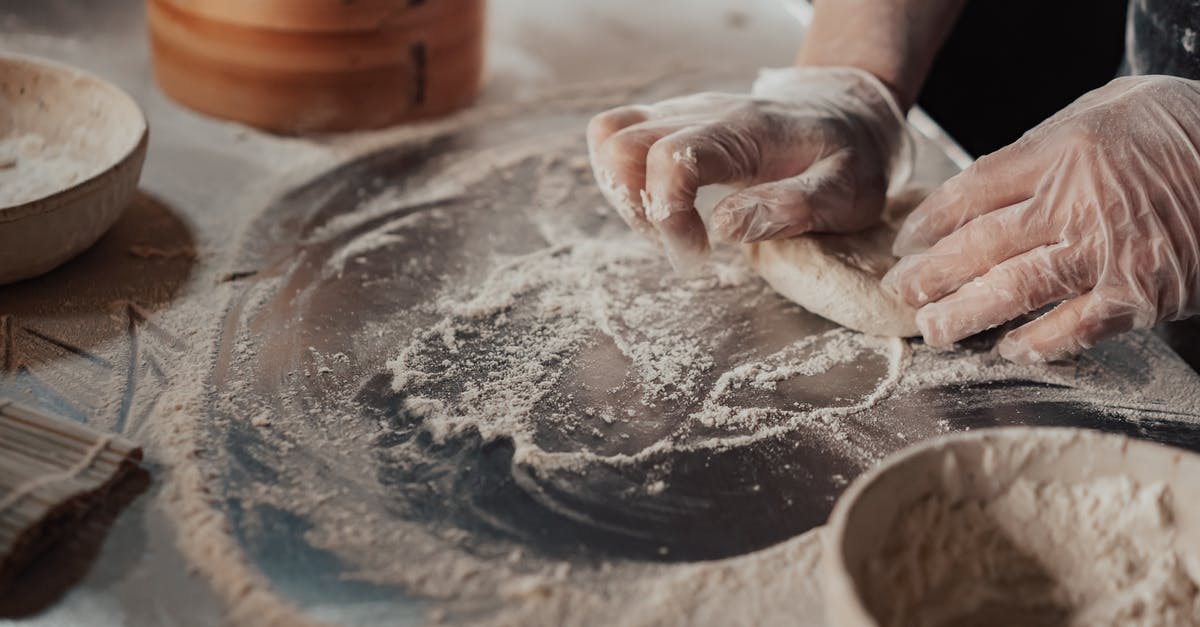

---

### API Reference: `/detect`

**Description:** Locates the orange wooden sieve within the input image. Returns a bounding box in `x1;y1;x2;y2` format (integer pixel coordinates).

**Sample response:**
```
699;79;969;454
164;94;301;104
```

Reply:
146;0;485;133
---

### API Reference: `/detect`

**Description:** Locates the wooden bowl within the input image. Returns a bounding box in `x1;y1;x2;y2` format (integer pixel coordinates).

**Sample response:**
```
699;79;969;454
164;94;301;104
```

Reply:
0;54;148;286
146;0;485;133
822;427;1200;627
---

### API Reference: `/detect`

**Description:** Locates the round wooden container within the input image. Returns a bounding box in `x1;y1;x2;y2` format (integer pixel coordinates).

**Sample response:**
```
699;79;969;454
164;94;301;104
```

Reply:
146;0;485;133
823;427;1200;627
0;54;148;285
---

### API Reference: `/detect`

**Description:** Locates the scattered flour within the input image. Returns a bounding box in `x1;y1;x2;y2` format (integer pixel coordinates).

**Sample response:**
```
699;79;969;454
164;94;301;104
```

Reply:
710;330;867;396
0;133;98;206
672;145;698;168
594;168;648;236
386;231;909;469
867;476;1200;627
472;526;827;627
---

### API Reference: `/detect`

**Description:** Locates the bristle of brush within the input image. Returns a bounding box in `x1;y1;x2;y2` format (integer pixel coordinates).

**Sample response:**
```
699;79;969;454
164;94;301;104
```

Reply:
0;401;142;586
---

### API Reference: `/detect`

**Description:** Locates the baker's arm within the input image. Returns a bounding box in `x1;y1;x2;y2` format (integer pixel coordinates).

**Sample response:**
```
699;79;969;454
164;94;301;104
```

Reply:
586;0;966;273
798;0;965;109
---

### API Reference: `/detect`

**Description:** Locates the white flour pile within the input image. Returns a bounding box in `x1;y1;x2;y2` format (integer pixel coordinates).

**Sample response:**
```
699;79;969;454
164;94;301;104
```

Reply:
866;476;1200;627
0;133;97;206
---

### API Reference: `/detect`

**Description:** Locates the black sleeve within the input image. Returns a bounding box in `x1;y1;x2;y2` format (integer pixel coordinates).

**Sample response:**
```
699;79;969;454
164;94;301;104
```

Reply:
917;0;1130;157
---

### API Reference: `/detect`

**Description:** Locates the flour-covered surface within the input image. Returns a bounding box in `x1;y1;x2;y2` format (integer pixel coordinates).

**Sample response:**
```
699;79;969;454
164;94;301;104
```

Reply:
3;1;1200;626
204;101;1200;625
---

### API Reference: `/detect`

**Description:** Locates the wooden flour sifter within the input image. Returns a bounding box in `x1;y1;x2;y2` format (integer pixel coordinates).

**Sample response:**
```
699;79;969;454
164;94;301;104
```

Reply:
146;0;487;133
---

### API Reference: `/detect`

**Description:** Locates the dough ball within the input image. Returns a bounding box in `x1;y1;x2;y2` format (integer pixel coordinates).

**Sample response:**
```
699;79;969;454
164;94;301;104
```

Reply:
745;187;929;337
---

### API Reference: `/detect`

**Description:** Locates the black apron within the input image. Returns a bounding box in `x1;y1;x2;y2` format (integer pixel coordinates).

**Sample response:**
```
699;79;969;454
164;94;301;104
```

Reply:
1126;0;1200;77
918;0;1129;158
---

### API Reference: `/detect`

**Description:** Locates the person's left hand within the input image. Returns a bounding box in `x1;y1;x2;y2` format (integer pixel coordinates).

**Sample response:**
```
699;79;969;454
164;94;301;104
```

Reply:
586;67;913;273
882;75;1200;363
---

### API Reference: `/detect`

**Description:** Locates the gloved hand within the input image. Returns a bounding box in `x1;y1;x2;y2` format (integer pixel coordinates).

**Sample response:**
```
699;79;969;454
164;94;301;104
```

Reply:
882;75;1200;363
586;66;913;272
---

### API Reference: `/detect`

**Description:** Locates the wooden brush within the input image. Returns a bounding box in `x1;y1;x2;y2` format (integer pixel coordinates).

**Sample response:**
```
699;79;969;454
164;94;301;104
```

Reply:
0;400;142;589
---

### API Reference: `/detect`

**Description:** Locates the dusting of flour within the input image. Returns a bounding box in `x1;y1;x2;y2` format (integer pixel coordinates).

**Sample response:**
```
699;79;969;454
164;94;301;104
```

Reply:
386;232;909;470
867;476;1200;627
0;133;98;206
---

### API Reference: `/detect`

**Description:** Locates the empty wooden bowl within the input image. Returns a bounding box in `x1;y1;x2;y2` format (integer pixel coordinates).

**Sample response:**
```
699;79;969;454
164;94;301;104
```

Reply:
146;0;486;133
0;54;148;286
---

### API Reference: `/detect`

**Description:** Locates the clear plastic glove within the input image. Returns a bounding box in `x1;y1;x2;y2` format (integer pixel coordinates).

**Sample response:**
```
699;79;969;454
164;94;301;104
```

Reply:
586;66;913;272
882;75;1200;363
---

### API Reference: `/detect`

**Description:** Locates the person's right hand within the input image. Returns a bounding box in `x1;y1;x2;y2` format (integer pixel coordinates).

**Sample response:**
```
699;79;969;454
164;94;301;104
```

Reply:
882;76;1200;363
586;66;913;272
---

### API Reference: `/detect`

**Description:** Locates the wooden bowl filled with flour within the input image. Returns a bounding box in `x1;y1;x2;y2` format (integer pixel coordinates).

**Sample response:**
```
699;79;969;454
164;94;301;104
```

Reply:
0;54;147;285
825;427;1200;627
